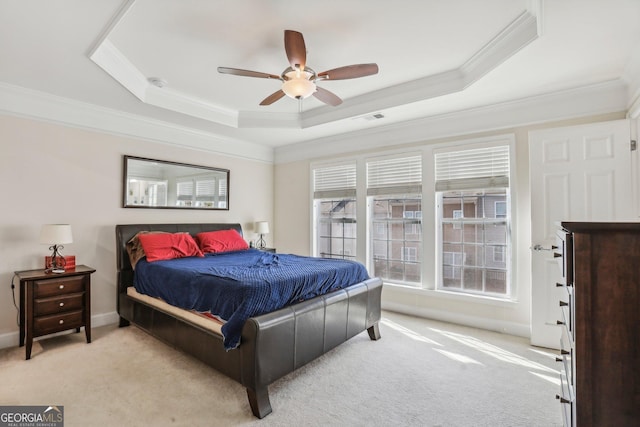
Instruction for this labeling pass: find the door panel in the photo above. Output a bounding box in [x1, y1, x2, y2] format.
[529, 119, 632, 349]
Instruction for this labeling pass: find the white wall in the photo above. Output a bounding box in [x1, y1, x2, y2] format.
[274, 112, 626, 339]
[0, 114, 273, 345]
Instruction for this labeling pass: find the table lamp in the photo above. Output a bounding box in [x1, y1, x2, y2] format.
[40, 224, 73, 273]
[255, 221, 269, 249]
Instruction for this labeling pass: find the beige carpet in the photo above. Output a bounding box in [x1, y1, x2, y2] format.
[0, 311, 562, 427]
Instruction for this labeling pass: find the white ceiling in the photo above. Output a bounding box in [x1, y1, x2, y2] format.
[1, 0, 640, 161]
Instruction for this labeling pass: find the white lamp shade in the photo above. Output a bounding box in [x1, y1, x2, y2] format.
[255, 221, 270, 234]
[40, 224, 73, 245]
[282, 78, 316, 99]
[282, 69, 316, 99]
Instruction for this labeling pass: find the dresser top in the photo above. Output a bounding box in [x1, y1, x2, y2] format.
[561, 221, 640, 233]
[15, 264, 96, 280]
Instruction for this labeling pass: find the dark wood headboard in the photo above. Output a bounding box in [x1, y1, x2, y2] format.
[115, 223, 243, 293]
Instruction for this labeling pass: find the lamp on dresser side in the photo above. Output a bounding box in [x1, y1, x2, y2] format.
[255, 221, 269, 249]
[39, 224, 73, 273]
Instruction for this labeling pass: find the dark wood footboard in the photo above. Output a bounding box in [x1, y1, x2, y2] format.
[115, 223, 382, 418]
[238, 277, 382, 417]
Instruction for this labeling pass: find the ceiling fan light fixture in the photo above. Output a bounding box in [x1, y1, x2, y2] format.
[282, 76, 316, 99]
[218, 30, 377, 106]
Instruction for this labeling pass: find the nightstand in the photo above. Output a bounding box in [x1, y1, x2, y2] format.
[15, 265, 95, 360]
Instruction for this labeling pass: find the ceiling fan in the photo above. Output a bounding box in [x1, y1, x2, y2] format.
[218, 30, 378, 106]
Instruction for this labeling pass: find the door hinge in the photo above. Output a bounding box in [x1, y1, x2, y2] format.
[631, 140, 637, 151]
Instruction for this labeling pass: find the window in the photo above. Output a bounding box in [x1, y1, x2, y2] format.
[367, 154, 422, 286]
[312, 163, 357, 260]
[435, 145, 511, 297]
[176, 176, 226, 208]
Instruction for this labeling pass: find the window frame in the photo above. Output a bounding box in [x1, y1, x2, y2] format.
[366, 152, 423, 287]
[311, 161, 358, 261]
[433, 140, 515, 299]
[313, 197, 358, 260]
[307, 134, 518, 304]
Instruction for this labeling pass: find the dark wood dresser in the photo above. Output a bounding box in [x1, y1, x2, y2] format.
[555, 222, 640, 426]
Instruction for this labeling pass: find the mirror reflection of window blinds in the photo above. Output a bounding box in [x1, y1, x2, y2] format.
[176, 181, 193, 200]
[196, 179, 216, 202]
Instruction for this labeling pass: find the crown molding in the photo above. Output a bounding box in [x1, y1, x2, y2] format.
[0, 82, 273, 163]
[461, 9, 539, 86]
[301, 6, 539, 129]
[274, 79, 628, 164]
[89, 0, 542, 130]
[0, 78, 627, 167]
[90, 39, 238, 127]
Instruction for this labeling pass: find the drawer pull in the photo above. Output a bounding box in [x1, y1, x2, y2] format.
[59, 284, 65, 290]
[559, 301, 568, 307]
[59, 302, 65, 307]
[556, 282, 564, 287]
[533, 244, 558, 251]
[561, 349, 570, 355]
[556, 395, 571, 404]
[553, 252, 562, 258]
[557, 320, 565, 325]
[555, 357, 563, 362]
[59, 319, 64, 325]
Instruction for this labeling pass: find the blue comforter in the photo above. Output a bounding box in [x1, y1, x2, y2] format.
[133, 249, 370, 349]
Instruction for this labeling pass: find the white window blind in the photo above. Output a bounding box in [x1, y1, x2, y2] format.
[196, 179, 216, 202]
[367, 154, 422, 195]
[435, 145, 509, 191]
[219, 179, 227, 197]
[313, 163, 356, 198]
[176, 181, 194, 201]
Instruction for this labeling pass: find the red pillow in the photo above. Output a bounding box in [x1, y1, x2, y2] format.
[196, 229, 248, 254]
[137, 232, 203, 262]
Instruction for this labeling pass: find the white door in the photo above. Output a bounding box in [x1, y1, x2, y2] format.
[529, 119, 633, 349]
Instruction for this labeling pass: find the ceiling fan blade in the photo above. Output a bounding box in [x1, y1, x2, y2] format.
[313, 86, 342, 106]
[217, 67, 280, 80]
[284, 30, 306, 70]
[317, 63, 379, 80]
[259, 90, 286, 106]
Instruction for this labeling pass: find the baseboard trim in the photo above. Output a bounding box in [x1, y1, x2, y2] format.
[382, 300, 530, 339]
[0, 311, 120, 351]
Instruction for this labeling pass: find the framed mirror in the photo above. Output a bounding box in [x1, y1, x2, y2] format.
[123, 155, 229, 210]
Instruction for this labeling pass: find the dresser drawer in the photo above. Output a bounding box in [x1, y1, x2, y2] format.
[557, 368, 574, 427]
[559, 287, 573, 334]
[33, 310, 83, 335]
[34, 276, 85, 297]
[555, 229, 573, 286]
[34, 293, 84, 316]
[560, 328, 574, 386]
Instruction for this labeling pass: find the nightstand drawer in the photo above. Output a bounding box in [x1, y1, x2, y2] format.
[34, 293, 84, 316]
[33, 310, 83, 335]
[34, 276, 85, 297]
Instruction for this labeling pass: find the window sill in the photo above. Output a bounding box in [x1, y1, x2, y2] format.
[383, 282, 518, 307]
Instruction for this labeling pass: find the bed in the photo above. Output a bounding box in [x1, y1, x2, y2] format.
[115, 223, 382, 418]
